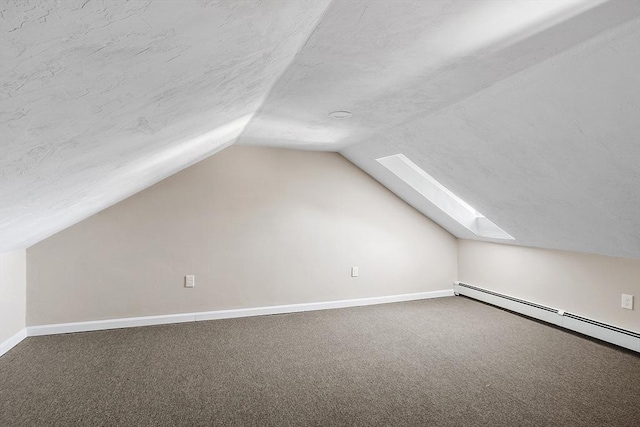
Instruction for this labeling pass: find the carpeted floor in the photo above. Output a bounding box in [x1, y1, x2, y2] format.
[1, 296, 639, 426]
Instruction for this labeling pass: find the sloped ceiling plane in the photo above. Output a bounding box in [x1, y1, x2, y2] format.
[1, 0, 639, 258]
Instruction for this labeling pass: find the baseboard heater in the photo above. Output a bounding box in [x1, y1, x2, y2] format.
[454, 281, 640, 353]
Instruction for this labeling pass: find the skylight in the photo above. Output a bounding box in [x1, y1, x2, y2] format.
[376, 154, 514, 240]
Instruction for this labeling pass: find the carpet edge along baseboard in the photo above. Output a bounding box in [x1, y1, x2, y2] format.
[1, 289, 454, 356]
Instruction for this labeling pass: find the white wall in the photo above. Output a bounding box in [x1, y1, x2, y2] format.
[458, 240, 640, 332]
[0, 249, 26, 343]
[26, 147, 458, 326]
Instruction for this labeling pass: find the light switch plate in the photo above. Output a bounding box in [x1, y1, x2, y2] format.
[351, 266, 358, 277]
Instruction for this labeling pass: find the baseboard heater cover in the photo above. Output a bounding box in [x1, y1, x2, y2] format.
[454, 281, 640, 353]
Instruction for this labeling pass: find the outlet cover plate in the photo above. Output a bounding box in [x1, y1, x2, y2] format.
[185, 275, 195, 288]
[621, 294, 633, 310]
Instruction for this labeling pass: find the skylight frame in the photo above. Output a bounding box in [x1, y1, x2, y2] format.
[376, 154, 514, 240]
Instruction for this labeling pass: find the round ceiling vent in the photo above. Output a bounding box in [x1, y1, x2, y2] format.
[329, 111, 352, 119]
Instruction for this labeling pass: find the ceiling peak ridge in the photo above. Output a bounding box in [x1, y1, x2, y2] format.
[233, 0, 335, 146]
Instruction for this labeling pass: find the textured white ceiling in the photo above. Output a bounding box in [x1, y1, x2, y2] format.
[0, 0, 330, 251]
[343, 17, 640, 258]
[241, 0, 640, 258]
[1, 0, 639, 258]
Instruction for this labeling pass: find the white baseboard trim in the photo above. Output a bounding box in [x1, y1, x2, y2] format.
[0, 328, 28, 357]
[27, 312, 195, 337]
[193, 289, 453, 321]
[26, 289, 454, 338]
[454, 281, 640, 353]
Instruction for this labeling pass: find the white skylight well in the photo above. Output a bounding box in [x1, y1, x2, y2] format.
[376, 154, 514, 240]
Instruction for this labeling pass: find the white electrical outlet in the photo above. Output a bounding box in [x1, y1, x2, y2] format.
[351, 266, 358, 277]
[185, 275, 195, 288]
[621, 294, 633, 310]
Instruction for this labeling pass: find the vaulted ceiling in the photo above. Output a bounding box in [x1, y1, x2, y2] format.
[1, 0, 639, 258]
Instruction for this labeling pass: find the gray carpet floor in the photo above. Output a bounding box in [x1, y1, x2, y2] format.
[1, 296, 639, 426]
